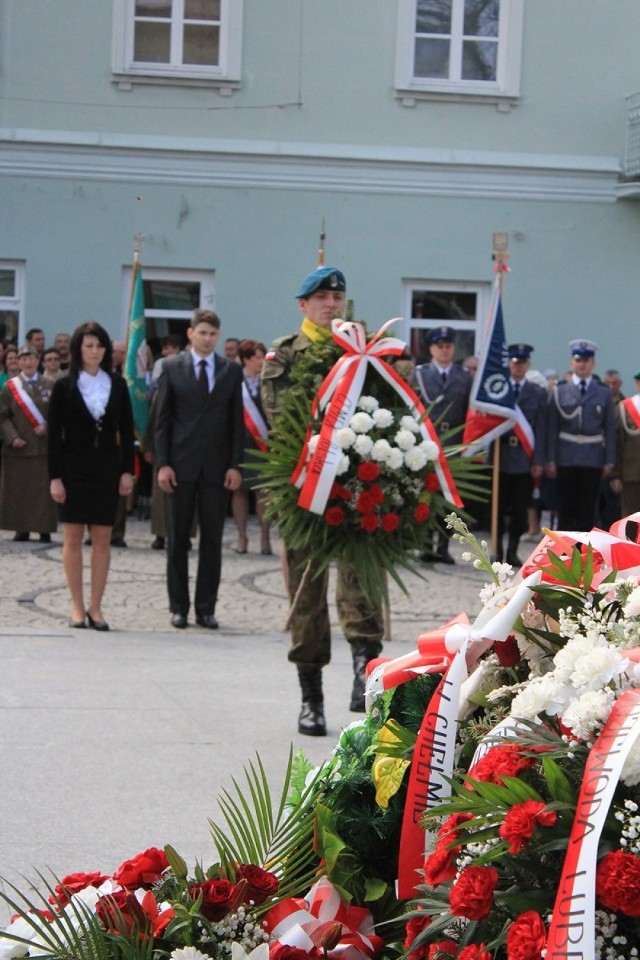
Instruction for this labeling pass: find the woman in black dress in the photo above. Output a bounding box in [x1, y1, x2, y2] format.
[48, 322, 135, 630]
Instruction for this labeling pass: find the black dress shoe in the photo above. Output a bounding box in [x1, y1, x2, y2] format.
[39, 533, 52, 543]
[196, 614, 219, 630]
[171, 613, 188, 629]
[435, 550, 455, 565]
[506, 552, 522, 568]
[110, 538, 127, 548]
[86, 611, 110, 632]
[151, 537, 165, 550]
[13, 532, 29, 542]
[69, 619, 86, 629]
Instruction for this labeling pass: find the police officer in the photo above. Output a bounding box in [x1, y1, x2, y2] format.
[261, 266, 384, 736]
[414, 326, 471, 562]
[494, 344, 546, 566]
[546, 340, 616, 531]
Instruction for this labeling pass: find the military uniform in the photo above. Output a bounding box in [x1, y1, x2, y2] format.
[614, 389, 640, 516]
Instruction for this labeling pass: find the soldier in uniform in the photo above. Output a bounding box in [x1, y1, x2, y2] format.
[261, 266, 384, 737]
[546, 339, 616, 531]
[493, 344, 546, 566]
[414, 326, 471, 563]
[611, 371, 640, 517]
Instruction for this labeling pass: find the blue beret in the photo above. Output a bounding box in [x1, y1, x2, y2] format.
[295, 267, 346, 298]
[508, 343, 534, 360]
[428, 326, 456, 344]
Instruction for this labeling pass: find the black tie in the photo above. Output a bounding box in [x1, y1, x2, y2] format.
[441, 370, 447, 386]
[580, 379, 587, 397]
[513, 382, 520, 401]
[198, 359, 209, 396]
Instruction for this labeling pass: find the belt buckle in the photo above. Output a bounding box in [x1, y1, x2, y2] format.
[509, 435, 518, 447]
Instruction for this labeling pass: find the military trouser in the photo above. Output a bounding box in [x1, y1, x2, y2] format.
[286, 547, 384, 669]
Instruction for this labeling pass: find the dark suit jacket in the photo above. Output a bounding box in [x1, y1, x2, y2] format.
[414, 362, 471, 441]
[154, 352, 244, 484]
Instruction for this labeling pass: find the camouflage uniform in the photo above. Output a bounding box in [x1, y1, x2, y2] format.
[261, 328, 384, 670]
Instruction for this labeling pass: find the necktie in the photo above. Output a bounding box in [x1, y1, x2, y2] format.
[513, 382, 520, 401]
[579, 379, 587, 397]
[198, 359, 209, 395]
[441, 370, 448, 386]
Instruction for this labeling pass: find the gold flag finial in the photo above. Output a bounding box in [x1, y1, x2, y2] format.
[317, 219, 326, 267]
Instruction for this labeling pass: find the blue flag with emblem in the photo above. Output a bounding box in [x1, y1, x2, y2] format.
[124, 257, 150, 441]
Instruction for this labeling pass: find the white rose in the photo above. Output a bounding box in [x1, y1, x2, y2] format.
[335, 454, 350, 476]
[394, 429, 416, 451]
[387, 447, 405, 470]
[371, 439, 392, 462]
[354, 434, 374, 456]
[400, 415, 421, 434]
[335, 427, 356, 449]
[357, 395, 379, 413]
[349, 411, 375, 434]
[404, 446, 428, 471]
[372, 407, 394, 429]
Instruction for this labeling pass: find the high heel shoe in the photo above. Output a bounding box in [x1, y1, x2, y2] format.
[86, 611, 110, 632]
[69, 617, 86, 628]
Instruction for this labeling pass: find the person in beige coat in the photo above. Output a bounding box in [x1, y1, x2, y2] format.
[0, 345, 58, 541]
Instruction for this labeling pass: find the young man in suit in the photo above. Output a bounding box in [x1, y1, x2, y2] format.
[155, 309, 244, 630]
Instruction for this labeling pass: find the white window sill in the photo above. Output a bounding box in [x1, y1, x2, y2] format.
[112, 72, 240, 94]
[395, 86, 519, 112]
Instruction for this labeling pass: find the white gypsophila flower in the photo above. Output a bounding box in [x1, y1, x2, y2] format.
[371, 438, 392, 463]
[621, 737, 640, 787]
[404, 446, 428, 471]
[357, 395, 379, 413]
[419, 439, 440, 461]
[349, 411, 375, 434]
[172, 949, 211, 960]
[387, 447, 405, 470]
[400, 415, 421, 434]
[335, 454, 350, 476]
[561, 688, 615, 740]
[394, 428, 417, 451]
[624, 585, 640, 618]
[335, 427, 356, 450]
[307, 434, 320, 454]
[372, 407, 394, 429]
[354, 434, 374, 456]
[570, 645, 628, 693]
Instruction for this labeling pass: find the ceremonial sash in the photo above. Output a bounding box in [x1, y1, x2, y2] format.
[7, 375, 46, 428]
[242, 382, 268, 452]
[622, 395, 640, 430]
[513, 406, 535, 458]
[294, 319, 462, 514]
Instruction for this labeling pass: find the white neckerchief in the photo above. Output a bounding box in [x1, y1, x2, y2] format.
[78, 368, 111, 419]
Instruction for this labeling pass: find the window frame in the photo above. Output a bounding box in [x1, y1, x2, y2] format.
[120, 266, 216, 349]
[112, 0, 243, 91]
[400, 279, 491, 365]
[395, 0, 523, 106]
[0, 261, 25, 346]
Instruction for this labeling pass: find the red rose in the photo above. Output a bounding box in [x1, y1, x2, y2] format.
[596, 850, 640, 916]
[467, 744, 536, 786]
[423, 845, 457, 887]
[49, 871, 109, 907]
[404, 912, 432, 960]
[427, 942, 456, 960]
[458, 946, 491, 960]
[499, 800, 557, 854]
[506, 911, 546, 960]
[356, 491, 376, 514]
[189, 879, 235, 921]
[270, 945, 318, 960]
[424, 473, 439, 492]
[414, 503, 430, 523]
[382, 512, 401, 532]
[113, 848, 169, 889]
[369, 484, 385, 505]
[96, 890, 135, 934]
[437, 812, 475, 852]
[357, 462, 380, 482]
[449, 866, 498, 920]
[97, 889, 173, 939]
[361, 514, 379, 532]
[325, 506, 346, 527]
[235, 864, 279, 905]
[495, 634, 521, 667]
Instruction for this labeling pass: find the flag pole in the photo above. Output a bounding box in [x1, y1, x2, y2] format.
[124, 233, 144, 359]
[490, 232, 510, 560]
[317, 219, 326, 267]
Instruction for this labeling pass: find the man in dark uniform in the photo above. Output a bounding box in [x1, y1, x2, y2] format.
[546, 339, 616, 531]
[414, 326, 471, 563]
[261, 266, 384, 737]
[494, 344, 546, 567]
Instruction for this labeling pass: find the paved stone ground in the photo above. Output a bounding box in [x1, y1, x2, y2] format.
[0, 515, 491, 922]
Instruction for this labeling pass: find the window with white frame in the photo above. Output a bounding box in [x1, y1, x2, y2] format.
[401, 280, 490, 366]
[0, 262, 25, 346]
[121, 266, 215, 357]
[112, 0, 243, 89]
[395, 0, 523, 103]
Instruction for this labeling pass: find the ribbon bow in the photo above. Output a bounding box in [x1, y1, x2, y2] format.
[294, 318, 462, 515]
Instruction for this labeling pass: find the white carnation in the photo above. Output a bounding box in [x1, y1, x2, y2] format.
[510, 675, 572, 720]
[624, 585, 640, 618]
[400, 415, 421, 434]
[357, 395, 379, 413]
[570, 645, 627, 692]
[372, 407, 394, 429]
[561, 688, 615, 740]
[404, 446, 428, 471]
[553, 634, 600, 682]
[394, 429, 416, 451]
[349, 411, 374, 434]
[354, 434, 374, 456]
[371, 439, 392, 463]
[387, 447, 405, 470]
[418, 439, 440, 461]
[335, 453, 350, 475]
[622, 737, 640, 787]
[335, 427, 356, 449]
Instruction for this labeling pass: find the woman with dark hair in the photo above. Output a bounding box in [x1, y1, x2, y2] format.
[231, 338, 272, 555]
[48, 321, 135, 629]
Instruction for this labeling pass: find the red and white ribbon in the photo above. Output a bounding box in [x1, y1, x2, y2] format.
[263, 877, 383, 960]
[293, 318, 462, 515]
[521, 514, 640, 584]
[7, 375, 46, 428]
[242, 382, 269, 452]
[622, 395, 640, 430]
[547, 689, 640, 960]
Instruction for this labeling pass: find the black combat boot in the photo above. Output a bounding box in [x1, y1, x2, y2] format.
[506, 540, 522, 568]
[349, 645, 380, 712]
[297, 667, 326, 736]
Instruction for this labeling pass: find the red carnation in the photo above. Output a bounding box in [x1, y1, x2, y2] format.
[49, 871, 109, 907]
[506, 911, 546, 960]
[423, 845, 457, 887]
[414, 503, 431, 523]
[437, 812, 475, 852]
[235, 864, 279, 905]
[382, 512, 401, 532]
[361, 514, 379, 533]
[458, 946, 492, 960]
[356, 490, 377, 514]
[499, 800, 557, 854]
[357, 461, 380, 482]
[404, 912, 432, 960]
[369, 483, 385, 504]
[467, 744, 536, 786]
[596, 849, 640, 916]
[113, 848, 169, 889]
[495, 634, 521, 666]
[325, 506, 346, 527]
[449, 866, 498, 920]
[329, 482, 352, 501]
[424, 473, 439, 492]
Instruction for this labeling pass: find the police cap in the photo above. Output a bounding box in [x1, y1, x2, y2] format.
[428, 325, 456, 345]
[569, 339, 598, 358]
[508, 343, 534, 361]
